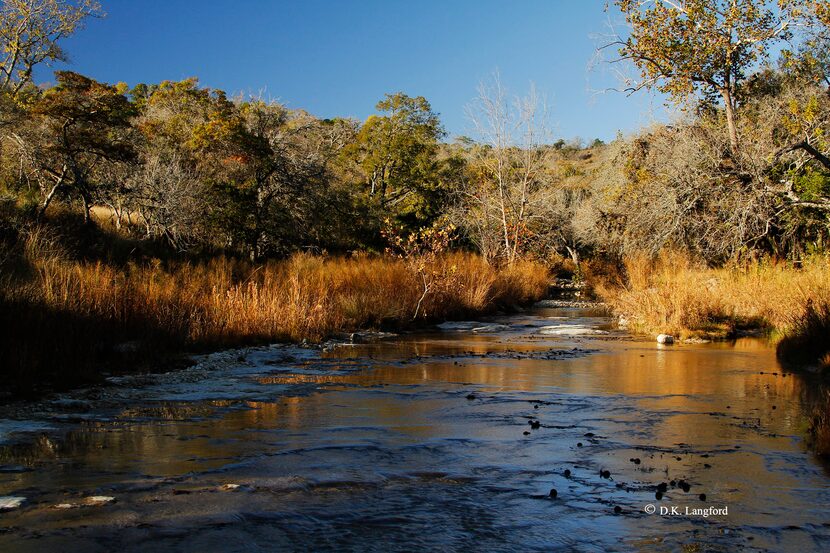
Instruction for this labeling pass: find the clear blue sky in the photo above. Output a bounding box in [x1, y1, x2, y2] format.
[40, 0, 669, 142]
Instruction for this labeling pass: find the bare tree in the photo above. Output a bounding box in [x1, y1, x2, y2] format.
[128, 153, 205, 249]
[460, 75, 554, 263]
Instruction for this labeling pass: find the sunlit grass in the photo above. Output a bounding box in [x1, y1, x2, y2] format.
[595, 251, 830, 349]
[0, 238, 549, 393]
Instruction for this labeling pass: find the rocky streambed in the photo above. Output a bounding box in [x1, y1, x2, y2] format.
[1, 305, 829, 552]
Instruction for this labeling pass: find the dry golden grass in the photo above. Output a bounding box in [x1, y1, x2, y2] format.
[0, 242, 549, 393]
[596, 251, 830, 340]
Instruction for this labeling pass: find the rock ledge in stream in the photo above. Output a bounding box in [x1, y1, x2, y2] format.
[533, 299, 606, 309]
[0, 496, 25, 510]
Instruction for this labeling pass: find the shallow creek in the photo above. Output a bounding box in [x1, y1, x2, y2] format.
[1, 306, 829, 552]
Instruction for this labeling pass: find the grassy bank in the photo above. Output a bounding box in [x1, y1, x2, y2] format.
[594, 251, 830, 368]
[0, 230, 550, 396]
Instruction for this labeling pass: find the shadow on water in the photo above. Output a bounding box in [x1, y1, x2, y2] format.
[1, 307, 830, 552]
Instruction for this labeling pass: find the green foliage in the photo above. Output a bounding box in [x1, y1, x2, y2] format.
[343, 92, 448, 233]
[794, 168, 830, 202]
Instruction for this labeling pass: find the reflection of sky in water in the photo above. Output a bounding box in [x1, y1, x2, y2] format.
[0, 308, 829, 552]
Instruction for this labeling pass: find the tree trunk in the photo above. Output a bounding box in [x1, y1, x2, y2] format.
[80, 190, 92, 224]
[796, 141, 830, 171]
[721, 87, 739, 155]
[38, 181, 62, 221]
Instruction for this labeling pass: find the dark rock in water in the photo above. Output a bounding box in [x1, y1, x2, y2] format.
[679, 481, 691, 492]
[675, 456, 682, 461]
[454, 361, 459, 365]
[577, 442, 583, 448]
[704, 463, 712, 469]
[523, 431, 530, 436]
[530, 421, 541, 430]
[701, 454, 710, 458]
[584, 432, 595, 437]
[614, 506, 622, 514]
[657, 483, 668, 493]
[772, 405, 777, 410]
[669, 480, 676, 487]
[655, 491, 663, 500]
[600, 470, 611, 479]
[0, 466, 32, 474]
[466, 394, 476, 400]
[633, 458, 641, 465]
[534, 405, 539, 409]
[563, 469, 571, 477]
[549, 488, 558, 499]
[699, 493, 707, 501]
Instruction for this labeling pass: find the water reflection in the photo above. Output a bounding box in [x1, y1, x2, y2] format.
[0, 308, 829, 552]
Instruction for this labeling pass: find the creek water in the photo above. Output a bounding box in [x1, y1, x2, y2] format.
[1, 306, 829, 552]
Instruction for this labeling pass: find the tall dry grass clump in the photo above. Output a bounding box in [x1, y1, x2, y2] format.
[776, 300, 830, 370]
[0, 234, 549, 394]
[596, 251, 830, 345]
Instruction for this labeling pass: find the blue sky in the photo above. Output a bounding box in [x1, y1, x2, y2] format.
[40, 0, 670, 142]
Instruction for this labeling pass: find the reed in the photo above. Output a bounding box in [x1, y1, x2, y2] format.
[0, 239, 549, 394]
[596, 251, 830, 348]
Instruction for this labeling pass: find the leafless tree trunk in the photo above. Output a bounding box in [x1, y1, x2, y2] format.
[464, 74, 552, 264]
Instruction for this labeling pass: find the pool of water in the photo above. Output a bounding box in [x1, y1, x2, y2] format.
[1, 307, 829, 552]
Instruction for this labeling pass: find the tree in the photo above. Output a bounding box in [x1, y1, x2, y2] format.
[459, 76, 554, 264]
[0, 0, 101, 97]
[343, 92, 446, 232]
[129, 78, 243, 247]
[610, 0, 797, 154]
[26, 71, 135, 221]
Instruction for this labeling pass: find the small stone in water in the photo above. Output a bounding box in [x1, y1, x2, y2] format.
[530, 421, 541, 430]
[699, 493, 707, 501]
[465, 394, 476, 400]
[600, 470, 611, 479]
[523, 431, 530, 436]
[577, 442, 583, 447]
[563, 469, 571, 477]
[549, 488, 558, 499]
[657, 483, 668, 493]
[633, 458, 641, 465]
[655, 491, 663, 500]
[704, 463, 712, 469]
[679, 481, 691, 493]
[614, 505, 622, 514]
